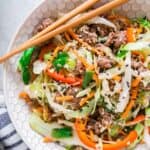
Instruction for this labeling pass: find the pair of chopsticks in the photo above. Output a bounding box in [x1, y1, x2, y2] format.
[0, 0, 128, 63]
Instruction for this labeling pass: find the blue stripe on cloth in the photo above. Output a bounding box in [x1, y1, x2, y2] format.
[0, 130, 16, 141]
[5, 140, 23, 149]
[0, 112, 11, 129]
[0, 106, 28, 150]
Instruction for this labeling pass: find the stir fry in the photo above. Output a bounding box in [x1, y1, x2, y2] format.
[18, 14, 150, 150]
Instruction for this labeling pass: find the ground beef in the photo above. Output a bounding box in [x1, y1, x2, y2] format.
[105, 31, 127, 51]
[33, 18, 54, 35]
[87, 108, 113, 135]
[97, 55, 116, 71]
[77, 25, 98, 45]
[92, 24, 114, 37]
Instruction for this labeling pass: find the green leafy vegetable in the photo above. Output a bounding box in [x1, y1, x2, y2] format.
[116, 50, 128, 59]
[18, 47, 36, 84]
[53, 52, 69, 71]
[22, 69, 31, 85]
[51, 127, 72, 139]
[137, 17, 150, 29]
[116, 45, 128, 59]
[82, 71, 93, 88]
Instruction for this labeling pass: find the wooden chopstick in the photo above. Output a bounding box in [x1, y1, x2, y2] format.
[31, 0, 99, 40]
[0, 0, 128, 64]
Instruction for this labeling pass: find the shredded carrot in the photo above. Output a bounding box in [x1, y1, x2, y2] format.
[19, 91, 30, 103]
[64, 32, 71, 41]
[79, 92, 95, 106]
[93, 74, 100, 86]
[121, 77, 141, 119]
[55, 95, 74, 102]
[71, 49, 94, 70]
[127, 28, 136, 42]
[126, 115, 145, 126]
[132, 51, 145, 62]
[112, 75, 122, 82]
[88, 130, 95, 141]
[68, 29, 102, 56]
[43, 136, 53, 143]
[131, 77, 141, 88]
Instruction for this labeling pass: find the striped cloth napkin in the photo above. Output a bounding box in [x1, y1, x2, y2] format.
[0, 101, 28, 150]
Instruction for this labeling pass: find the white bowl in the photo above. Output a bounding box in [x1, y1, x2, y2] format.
[3, 0, 150, 149]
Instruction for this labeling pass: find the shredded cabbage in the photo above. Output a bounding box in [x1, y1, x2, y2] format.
[76, 83, 96, 98]
[24, 75, 46, 104]
[138, 31, 150, 41]
[124, 41, 150, 51]
[91, 85, 101, 114]
[86, 16, 117, 30]
[33, 60, 47, 74]
[101, 80, 114, 110]
[116, 52, 132, 113]
[98, 66, 125, 80]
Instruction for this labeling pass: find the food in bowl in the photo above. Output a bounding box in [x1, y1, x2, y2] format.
[18, 13, 150, 150]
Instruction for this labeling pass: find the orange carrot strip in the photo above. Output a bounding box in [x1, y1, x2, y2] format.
[121, 77, 141, 119]
[113, 75, 122, 82]
[19, 91, 30, 103]
[79, 92, 95, 106]
[126, 28, 136, 42]
[126, 115, 145, 126]
[56, 95, 74, 102]
[46, 69, 82, 86]
[132, 77, 141, 88]
[43, 136, 53, 143]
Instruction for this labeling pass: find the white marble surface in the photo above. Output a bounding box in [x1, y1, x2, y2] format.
[0, 0, 41, 94]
